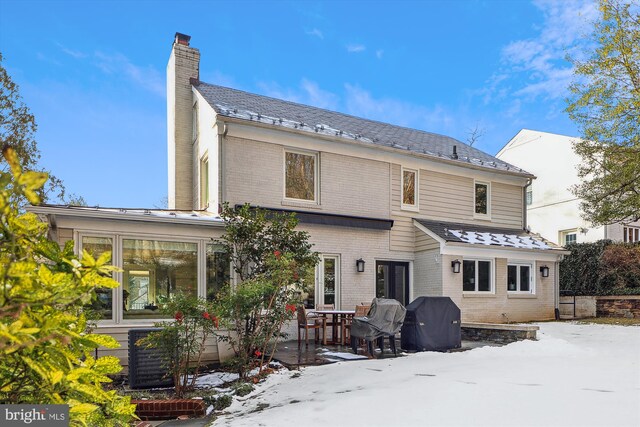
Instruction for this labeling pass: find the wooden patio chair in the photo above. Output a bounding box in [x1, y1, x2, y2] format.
[297, 306, 324, 348]
[342, 304, 371, 345]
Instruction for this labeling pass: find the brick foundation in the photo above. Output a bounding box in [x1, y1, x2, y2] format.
[132, 399, 206, 420]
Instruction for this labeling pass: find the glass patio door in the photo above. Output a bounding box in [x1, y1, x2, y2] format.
[316, 255, 340, 309]
[376, 261, 410, 305]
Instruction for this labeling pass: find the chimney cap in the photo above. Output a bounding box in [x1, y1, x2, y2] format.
[175, 32, 191, 46]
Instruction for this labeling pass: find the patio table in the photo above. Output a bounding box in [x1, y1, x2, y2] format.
[314, 309, 356, 345]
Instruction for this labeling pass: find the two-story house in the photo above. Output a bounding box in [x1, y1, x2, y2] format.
[496, 129, 640, 246]
[29, 34, 567, 367]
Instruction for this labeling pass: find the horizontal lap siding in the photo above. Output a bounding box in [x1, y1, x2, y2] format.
[415, 228, 439, 251]
[492, 182, 523, 228]
[421, 170, 474, 222]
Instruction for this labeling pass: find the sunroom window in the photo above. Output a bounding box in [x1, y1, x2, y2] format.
[122, 239, 198, 319]
[81, 236, 113, 320]
[206, 244, 231, 301]
[463, 259, 492, 292]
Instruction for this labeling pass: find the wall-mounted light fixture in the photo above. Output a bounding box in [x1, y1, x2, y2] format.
[356, 258, 365, 273]
[451, 259, 461, 274]
[540, 265, 550, 277]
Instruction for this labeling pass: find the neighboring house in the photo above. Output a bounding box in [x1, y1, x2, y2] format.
[29, 34, 567, 367]
[496, 129, 640, 246]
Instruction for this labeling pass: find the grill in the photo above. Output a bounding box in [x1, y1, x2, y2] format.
[128, 328, 174, 389]
[401, 297, 461, 351]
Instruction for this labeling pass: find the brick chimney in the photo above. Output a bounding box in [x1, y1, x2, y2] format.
[167, 32, 199, 210]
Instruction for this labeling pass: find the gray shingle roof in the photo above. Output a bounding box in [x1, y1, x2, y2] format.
[193, 82, 533, 177]
[415, 218, 565, 251]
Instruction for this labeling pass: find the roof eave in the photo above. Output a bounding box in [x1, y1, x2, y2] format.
[215, 115, 535, 180]
[444, 240, 570, 255]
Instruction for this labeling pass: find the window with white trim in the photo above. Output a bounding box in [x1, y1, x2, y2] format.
[560, 229, 577, 245]
[623, 226, 640, 243]
[284, 150, 318, 202]
[462, 259, 493, 292]
[474, 181, 490, 218]
[402, 167, 418, 210]
[507, 263, 534, 293]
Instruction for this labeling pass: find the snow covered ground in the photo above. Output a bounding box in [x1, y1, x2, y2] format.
[212, 322, 640, 427]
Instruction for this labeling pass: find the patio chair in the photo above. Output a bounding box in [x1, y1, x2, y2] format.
[342, 304, 371, 345]
[350, 298, 406, 358]
[297, 306, 325, 348]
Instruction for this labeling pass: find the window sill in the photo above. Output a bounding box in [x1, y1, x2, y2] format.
[507, 293, 537, 299]
[401, 205, 419, 212]
[473, 214, 492, 221]
[281, 199, 321, 209]
[463, 292, 496, 298]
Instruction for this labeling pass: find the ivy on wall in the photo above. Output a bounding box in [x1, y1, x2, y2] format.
[560, 240, 640, 295]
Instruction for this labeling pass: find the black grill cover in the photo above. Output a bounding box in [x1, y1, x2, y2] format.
[350, 298, 407, 340]
[401, 297, 461, 351]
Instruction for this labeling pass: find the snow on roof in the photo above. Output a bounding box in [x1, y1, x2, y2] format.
[29, 204, 224, 225]
[447, 230, 553, 250]
[193, 82, 534, 178]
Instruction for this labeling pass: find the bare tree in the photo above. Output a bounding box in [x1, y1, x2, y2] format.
[466, 123, 485, 147]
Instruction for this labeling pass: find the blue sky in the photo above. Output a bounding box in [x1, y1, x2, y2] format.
[0, 0, 598, 207]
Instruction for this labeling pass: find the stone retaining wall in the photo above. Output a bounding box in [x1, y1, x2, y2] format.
[596, 296, 640, 319]
[461, 323, 538, 343]
[559, 295, 640, 319]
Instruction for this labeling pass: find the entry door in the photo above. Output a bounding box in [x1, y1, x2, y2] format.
[376, 261, 410, 305]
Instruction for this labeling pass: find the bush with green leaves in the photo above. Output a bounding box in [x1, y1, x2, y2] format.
[560, 240, 640, 295]
[136, 294, 219, 398]
[0, 146, 136, 426]
[215, 203, 318, 379]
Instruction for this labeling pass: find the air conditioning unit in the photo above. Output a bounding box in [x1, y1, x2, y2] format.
[128, 328, 174, 389]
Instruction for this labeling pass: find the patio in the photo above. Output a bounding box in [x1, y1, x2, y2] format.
[272, 338, 499, 368]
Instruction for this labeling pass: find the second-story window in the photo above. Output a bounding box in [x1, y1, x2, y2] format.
[402, 168, 418, 209]
[475, 181, 490, 218]
[285, 150, 317, 202]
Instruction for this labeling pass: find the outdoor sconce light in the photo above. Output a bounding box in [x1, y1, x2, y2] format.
[540, 265, 550, 277]
[356, 258, 365, 273]
[451, 259, 461, 274]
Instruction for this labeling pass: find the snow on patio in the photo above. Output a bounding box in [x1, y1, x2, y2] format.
[213, 322, 640, 427]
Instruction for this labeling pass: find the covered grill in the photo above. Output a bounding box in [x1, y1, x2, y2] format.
[401, 297, 461, 351]
[350, 298, 406, 355]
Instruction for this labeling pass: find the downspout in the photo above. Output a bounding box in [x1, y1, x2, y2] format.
[523, 178, 532, 230]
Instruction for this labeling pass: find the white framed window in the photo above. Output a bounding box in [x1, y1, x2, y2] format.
[623, 226, 640, 243]
[77, 233, 231, 324]
[507, 262, 535, 294]
[79, 234, 116, 322]
[284, 149, 319, 203]
[560, 229, 578, 246]
[316, 254, 340, 309]
[401, 167, 419, 211]
[462, 258, 493, 293]
[200, 155, 209, 209]
[474, 180, 491, 219]
[525, 188, 532, 206]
